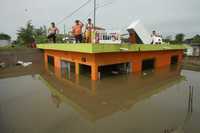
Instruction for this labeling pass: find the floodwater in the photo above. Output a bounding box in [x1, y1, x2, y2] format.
[0, 63, 200, 133]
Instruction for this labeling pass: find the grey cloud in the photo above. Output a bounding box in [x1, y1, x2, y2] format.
[0, 0, 199, 39]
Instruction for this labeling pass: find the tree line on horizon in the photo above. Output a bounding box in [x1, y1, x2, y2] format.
[163, 34, 200, 44]
[1, 21, 200, 46]
[0, 21, 65, 47]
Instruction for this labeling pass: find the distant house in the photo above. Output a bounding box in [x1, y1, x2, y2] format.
[0, 40, 11, 47]
[184, 38, 193, 44]
[184, 39, 200, 56]
[188, 43, 200, 56]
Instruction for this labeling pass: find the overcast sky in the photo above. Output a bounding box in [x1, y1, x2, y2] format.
[0, 0, 200, 39]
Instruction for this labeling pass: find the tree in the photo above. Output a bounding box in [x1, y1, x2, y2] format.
[35, 26, 47, 36]
[56, 34, 65, 43]
[175, 33, 185, 44]
[34, 26, 48, 43]
[192, 34, 200, 43]
[16, 21, 65, 46]
[163, 35, 173, 43]
[16, 20, 35, 46]
[0, 33, 11, 40]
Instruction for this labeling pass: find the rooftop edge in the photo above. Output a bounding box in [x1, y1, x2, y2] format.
[36, 43, 190, 53]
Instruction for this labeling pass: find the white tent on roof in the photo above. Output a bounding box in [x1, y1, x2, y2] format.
[127, 20, 152, 44]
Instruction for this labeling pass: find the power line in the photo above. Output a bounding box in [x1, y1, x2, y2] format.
[85, 0, 116, 20]
[94, 0, 96, 28]
[57, 0, 92, 25]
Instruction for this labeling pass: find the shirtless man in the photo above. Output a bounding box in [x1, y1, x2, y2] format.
[48, 22, 59, 43]
[72, 20, 84, 43]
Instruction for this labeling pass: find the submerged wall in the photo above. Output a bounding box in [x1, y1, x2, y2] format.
[44, 49, 184, 80]
[0, 48, 43, 65]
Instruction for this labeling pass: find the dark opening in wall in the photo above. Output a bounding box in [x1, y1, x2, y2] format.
[47, 56, 54, 66]
[61, 60, 75, 80]
[99, 62, 130, 78]
[80, 64, 91, 77]
[171, 55, 178, 65]
[142, 58, 155, 71]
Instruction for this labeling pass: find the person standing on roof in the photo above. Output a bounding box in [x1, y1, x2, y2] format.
[151, 30, 163, 44]
[151, 30, 157, 44]
[85, 18, 94, 43]
[47, 22, 59, 43]
[72, 20, 84, 43]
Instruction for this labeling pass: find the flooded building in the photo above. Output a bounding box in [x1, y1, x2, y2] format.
[37, 44, 187, 80]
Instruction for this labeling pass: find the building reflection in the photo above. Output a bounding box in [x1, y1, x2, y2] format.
[164, 84, 194, 133]
[40, 62, 184, 121]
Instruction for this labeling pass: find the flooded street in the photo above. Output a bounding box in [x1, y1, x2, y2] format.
[0, 63, 200, 133]
[0, 0, 199, 132]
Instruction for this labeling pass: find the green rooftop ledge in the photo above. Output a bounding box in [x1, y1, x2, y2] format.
[36, 43, 190, 53]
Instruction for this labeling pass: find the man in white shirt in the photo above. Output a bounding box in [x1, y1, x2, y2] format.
[151, 31, 163, 44]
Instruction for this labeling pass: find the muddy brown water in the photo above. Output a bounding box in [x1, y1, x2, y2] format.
[0, 49, 43, 67]
[0, 52, 200, 133]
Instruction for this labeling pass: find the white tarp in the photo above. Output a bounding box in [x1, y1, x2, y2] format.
[127, 20, 152, 44]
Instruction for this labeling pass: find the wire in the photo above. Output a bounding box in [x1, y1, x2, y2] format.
[57, 0, 92, 25]
[85, 0, 116, 20]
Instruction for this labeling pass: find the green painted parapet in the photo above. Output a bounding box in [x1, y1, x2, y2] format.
[37, 43, 93, 53]
[37, 43, 189, 53]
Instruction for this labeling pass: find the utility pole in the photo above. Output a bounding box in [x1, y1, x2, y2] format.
[64, 24, 66, 35]
[94, 0, 96, 28]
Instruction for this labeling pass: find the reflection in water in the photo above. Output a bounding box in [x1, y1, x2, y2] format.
[164, 85, 194, 133]
[41, 64, 184, 121]
[51, 93, 62, 108]
[1, 62, 200, 133]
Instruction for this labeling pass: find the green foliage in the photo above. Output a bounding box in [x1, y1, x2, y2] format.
[16, 21, 49, 46]
[163, 35, 173, 43]
[16, 20, 68, 46]
[35, 26, 47, 36]
[192, 34, 200, 43]
[0, 33, 11, 40]
[56, 34, 65, 43]
[164, 34, 200, 44]
[175, 33, 185, 44]
[35, 35, 48, 43]
[34, 26, 48, 44]
[16, 20, 35, 46]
